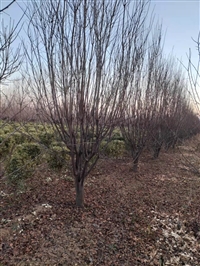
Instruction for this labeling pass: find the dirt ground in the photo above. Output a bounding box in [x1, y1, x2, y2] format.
[0, 136, 200, 265]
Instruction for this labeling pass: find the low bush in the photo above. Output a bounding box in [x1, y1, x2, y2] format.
[101, 140, 125, 158]
[47, 143, 70, 170]
[6, 156, 33, 184]
[16, 142, 41, 160]
[0, 134, 15, 158]
[38, 131, 55, 147]
[5, 143, 41, 185]
[112, 131, 125, 141]
[12, 132, 24, 144]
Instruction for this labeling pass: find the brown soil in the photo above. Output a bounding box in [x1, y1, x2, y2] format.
[0, 137, 200, 265]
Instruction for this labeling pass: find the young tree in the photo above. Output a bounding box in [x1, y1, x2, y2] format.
[24, 0, 152, 207]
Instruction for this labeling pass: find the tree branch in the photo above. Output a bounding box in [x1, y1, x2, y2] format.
[0, 0, 16, 13]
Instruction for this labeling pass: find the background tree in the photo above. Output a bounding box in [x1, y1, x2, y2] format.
[148, 57, 187, 158]
[0, 0, 24, 179]
[187, 33, 200, 114]
[23, 0, 153, 207]
[0, 78, 33, 121]
[120, 26, 164, 170]
[181, 34, 200, 141]
[0, 0, 23, 120]
[0, 3, 22, 84]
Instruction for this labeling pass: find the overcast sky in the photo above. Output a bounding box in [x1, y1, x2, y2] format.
[0, 0, 199, 75]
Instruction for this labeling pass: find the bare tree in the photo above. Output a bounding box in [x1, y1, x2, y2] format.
[149, 58, 183, 157]
[187, 33, 200, 113]
[162, 70, 189, 150]
[179, 35, 200, 141]
[23, 0, 152, 207]
[0, 10, 22, 84]
[120, 22, 194, 166]
[120, 26, 163, 169]
[0, 0, 23, 120]
[0, 78, 33, 122]
[0, 0, 23, 178]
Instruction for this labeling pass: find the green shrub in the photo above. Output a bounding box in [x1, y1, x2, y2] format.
[0, 128, 4, 135]
[101, 140, 125, 158]
[5, 143, 41, 185]
[16, 142, 41, 160]
[6, 156, 33, 184]
[12, 132, 28, 144]
[0, 131, 36, 158]
[47, 144, 70, 170]
[3, 125, 13, 134]
[0, 134, 15, 158]
[112, 131, 125, 141]
[39, 131, 55, 147]
[0, 134, 7, 156]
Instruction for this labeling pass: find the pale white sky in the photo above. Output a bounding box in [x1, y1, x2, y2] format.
[0, 0, 200, 77]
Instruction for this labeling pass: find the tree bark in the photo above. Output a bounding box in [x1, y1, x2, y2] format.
[153, 146, 161, 159]
[75, 179, 84, 208]
[132, 150, 140, 172]
[133, 156, 139, 172]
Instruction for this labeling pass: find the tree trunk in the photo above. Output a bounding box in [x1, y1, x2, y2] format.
[75, 179, 84, 207]
[153, 146, 161, 159]
[133, 163, 138, 172]
[133, 156, 139, 172]
[132, 150, 140, 172]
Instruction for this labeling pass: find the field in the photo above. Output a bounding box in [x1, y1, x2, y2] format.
[0, 132, 200, 265]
